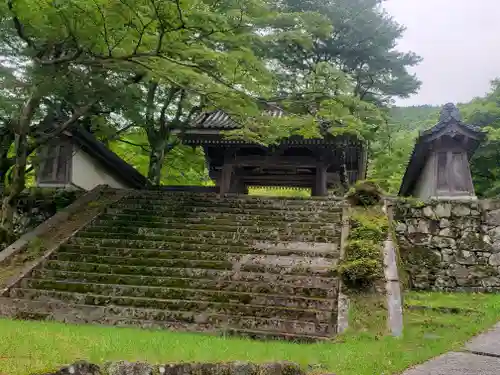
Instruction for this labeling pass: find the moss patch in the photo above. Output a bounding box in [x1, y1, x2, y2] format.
[338, 207, 387, 290]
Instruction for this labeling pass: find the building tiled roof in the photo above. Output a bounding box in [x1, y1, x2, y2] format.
[191, 110, 239, 129]
[190, 105, 284, 130]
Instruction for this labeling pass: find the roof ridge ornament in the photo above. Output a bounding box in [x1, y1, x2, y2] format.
[439, 103, 462, 123]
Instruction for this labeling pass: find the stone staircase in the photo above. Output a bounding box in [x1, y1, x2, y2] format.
[0, 191, 345, 341]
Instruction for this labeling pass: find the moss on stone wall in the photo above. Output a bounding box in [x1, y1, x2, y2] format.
[339, 182, 387, 290]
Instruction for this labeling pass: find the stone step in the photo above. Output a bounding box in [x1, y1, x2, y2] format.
[31, 269, 337, 298]
[9, 288, 334, 322]
[21, 279, 335, 310]
[98, 213, 342, 227]
[0, 298, 332, 339]
[107, 206, 342, 220]
[93, 217, 339, 232]
[49, 253, 335, 276]
[222, 327, 331, 343]
[57, 245, 341, 263]
[87, 222, 340, 237]
[71, 233, 340, 250]
[123, 191, 342, 204]
[59, 242, 341, 259]
[76, 227, 340, 244]
[114, 196, 344, 211]
[43, 261, 337, 289]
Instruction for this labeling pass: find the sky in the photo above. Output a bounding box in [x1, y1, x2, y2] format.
[383, 0, 500, 106]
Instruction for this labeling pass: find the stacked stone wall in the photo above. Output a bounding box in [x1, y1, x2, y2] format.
[394, 199, 500, 291]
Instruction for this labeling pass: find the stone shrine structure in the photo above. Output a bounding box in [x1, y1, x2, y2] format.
[399, 103, 485, 200]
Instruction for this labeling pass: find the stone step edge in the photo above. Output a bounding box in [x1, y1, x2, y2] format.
[69, 237, 341, 249]
[57, 245, 341, 259]
[117, 196, 344, 205]
[0, 297, 331, 330]
[75, 230, 340, 241]
[93, 219, 339, 230]
[22, 278, 335, 304]
[32, 270, 337, 292]
[124, 191, 343, 201]
[99, 212, 341, 222]
[42, 261, 338, 284]
[223, 327, 332, 342]
[48, 255, 334, 276]
[102, 211, 342, 221]
[9, 288, 334, 315]
[0, 299, 331, 341]
[85, 224, 340, 235]
[108, 206, 343, 216]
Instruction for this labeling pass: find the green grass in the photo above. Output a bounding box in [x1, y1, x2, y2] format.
[1, 292, 500, 375]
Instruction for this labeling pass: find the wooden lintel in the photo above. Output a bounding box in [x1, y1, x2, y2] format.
[233, 156, 320, 168]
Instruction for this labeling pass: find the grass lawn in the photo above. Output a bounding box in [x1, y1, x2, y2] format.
[1, 292, 499, 375]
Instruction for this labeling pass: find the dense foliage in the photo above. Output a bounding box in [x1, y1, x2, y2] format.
[0, 0, 434, 235]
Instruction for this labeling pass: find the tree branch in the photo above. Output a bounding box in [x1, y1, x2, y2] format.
[117, 138, 151, 153]
[159, 86, 180, 129]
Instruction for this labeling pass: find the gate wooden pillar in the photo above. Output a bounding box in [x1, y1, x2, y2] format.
[312, 163, 328, 197]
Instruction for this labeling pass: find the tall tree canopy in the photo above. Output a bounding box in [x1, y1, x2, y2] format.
[0, 0, 427, 236]
[263, 0, 422, 105]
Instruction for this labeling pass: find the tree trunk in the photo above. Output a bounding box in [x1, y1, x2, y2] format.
[147, 142, 167, 186]
[1, 134, 28, 238]
[1, 92, 41, 238]
[0, 128, 15, 195]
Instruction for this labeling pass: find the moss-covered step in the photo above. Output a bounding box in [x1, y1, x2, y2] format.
[107, 206, 342, 220]
[31, 270, 338, 298]
[0, 297, 332, 339]
[76, 227, 341, 244]
[93, 218, 340, 233]
[8, 288, 335, 322]
[58, 246, 237, 262]
[21, 279, 336, 311]
[51, 253, 234, 270]
[97, 213, 342, 228]
[221, 327, 329, 343]
[122, 191, 342, 203]
[105, 208, 343, 222]
[114, 197, 344, 211]
[42, 261, 338, 289]
[59, 242, 341, 260]
[48, 253, 336, 276]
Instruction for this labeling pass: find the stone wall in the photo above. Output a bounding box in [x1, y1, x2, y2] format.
[393, 199, 500, 291]
[35, 360, 304, 375]
[1, 188, 82, 248]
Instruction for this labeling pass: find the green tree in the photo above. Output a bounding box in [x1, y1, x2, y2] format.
[462, 79, 500, 197]
[263, 0, 422, 105]
[0, 0, 280, 233]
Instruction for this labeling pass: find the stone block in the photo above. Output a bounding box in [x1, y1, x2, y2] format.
[105, 361, 153, 375]
[489, 253, 500, 266]
[452, 205, 471, 217]
[34, 361, 101, 375]
[456, 250, 477, 265]
[434, 203, 451, 218]
[485, 208, 500, 226]
[439, 218, 451, 229]
[438, 228, 452, 237]
[430, 236, 456, 249]
[423, 206, 435, 218]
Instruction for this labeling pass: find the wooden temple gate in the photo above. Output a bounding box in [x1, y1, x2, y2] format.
[181, 110, 368, 195]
